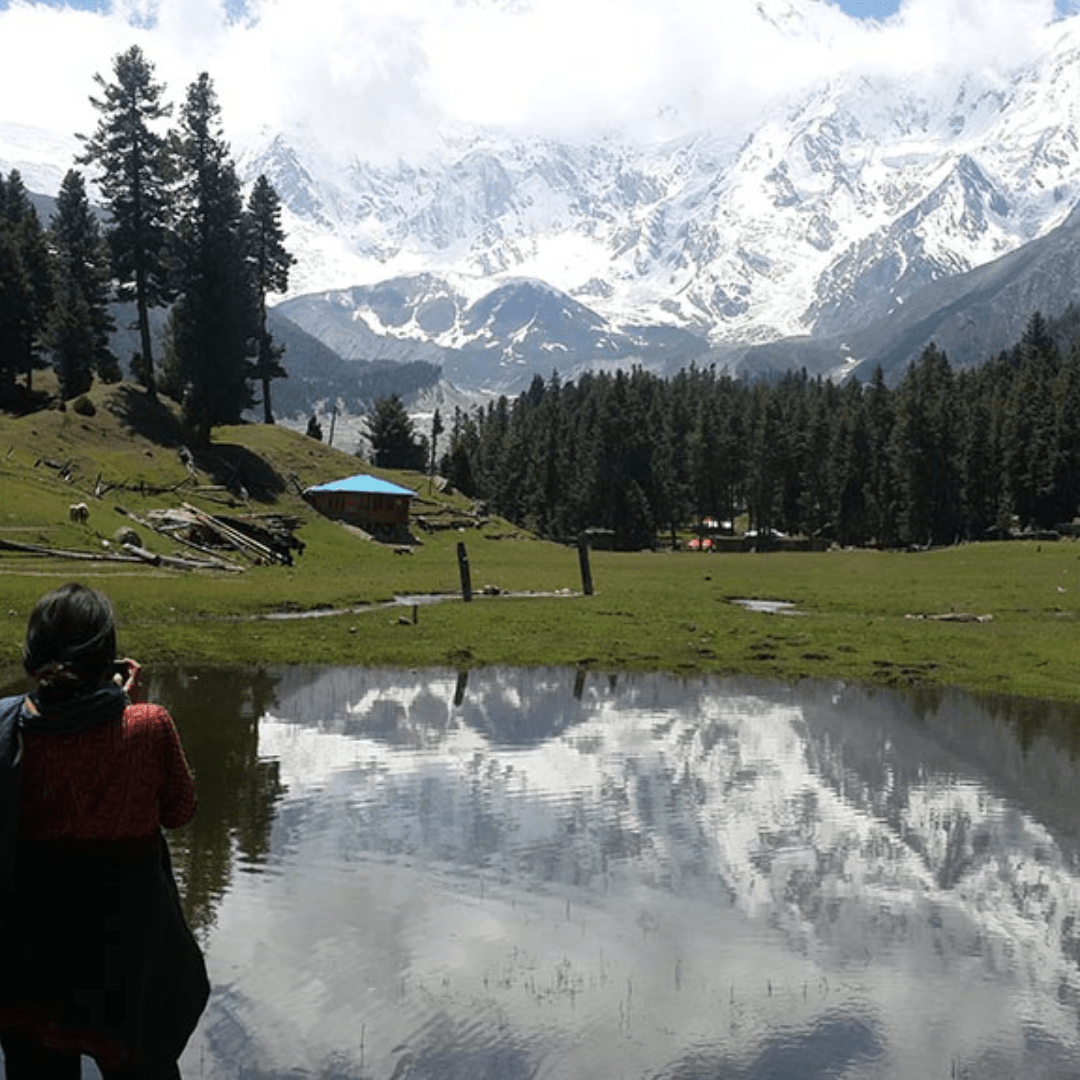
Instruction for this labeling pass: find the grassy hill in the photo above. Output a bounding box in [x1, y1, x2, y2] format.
[0, 377, 583, 676]
[3, 376, 1080, 709]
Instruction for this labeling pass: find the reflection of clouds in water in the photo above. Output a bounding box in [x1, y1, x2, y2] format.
[181, 669, 1080, 1078]
[264, 671, 1080, 975]
[263, 670, 1080, 997]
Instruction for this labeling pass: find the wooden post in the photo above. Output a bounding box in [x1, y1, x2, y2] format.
[577, 534, 594, 596]
[457, 541, 473, 602]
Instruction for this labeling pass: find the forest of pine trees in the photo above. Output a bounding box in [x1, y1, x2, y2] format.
[0, 46, 292, 445]
[437, 312, 1080, 550]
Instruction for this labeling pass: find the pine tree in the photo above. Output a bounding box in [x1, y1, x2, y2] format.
[709, 373, 748, 534]
[78, 46, 173, 400]
[442, 407, 479, 497]
[0, 171, 52, 399]
[999, 315, 1062, 529]
[801, 379, 836, 539]
[524, 374, 576, 537]
[829, 377, 872, 546]
[0, 175, 31, 403]
[890, 344, 960, 546]
[746, 383, 781, 537]
[955, 371, 999, 540]
[1018, 313, 1061, 527]
[0, 225, 28, 406]
[650, 375, 692, 548]
[169, 73, 256, 446]
[244, 175, 294, 424]
[365, 394, 426, 470]
[1051, 339, 1080, 527]
[44, 169, 119, 399]
[587, 370, 655, 549]
[864, 365, 897, 547]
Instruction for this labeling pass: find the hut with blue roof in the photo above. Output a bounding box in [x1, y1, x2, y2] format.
[303, 474, 417, 543]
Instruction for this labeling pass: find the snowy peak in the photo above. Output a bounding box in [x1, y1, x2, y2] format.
[804, 151, 1017, 335]
[463, 280, 608, 346]
[256, 13, 1080, 386]
[345, 274, 469, 340]
[251, 135, 329, 227]
[276, 274, 713, 393]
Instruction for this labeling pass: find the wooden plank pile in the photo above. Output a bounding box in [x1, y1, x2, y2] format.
[0, 493, 305, 570]
[131, 504, 302, 566]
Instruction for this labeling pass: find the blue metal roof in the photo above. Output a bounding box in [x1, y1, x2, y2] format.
[305, 474, 416, 497]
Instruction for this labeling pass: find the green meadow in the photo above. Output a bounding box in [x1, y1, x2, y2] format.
[1, 380, 1077, 705]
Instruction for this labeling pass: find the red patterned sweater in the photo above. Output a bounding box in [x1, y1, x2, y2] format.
[17, 703, 196, 842]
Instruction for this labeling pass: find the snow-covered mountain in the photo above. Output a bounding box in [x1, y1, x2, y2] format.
[275, 275, 712, 392]
[7, 5, 1080, 392]
[0, 122, 80, 198]
[244, 13, 1080, 340]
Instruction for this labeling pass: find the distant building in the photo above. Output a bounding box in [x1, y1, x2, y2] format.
[303, 474, 416, 543]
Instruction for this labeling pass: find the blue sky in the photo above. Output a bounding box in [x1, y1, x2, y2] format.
[0, 0, 1074, 163]
[833, 0, 903, 16]
[835, 0, 1072, 14]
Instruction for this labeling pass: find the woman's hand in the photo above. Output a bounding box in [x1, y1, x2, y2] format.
[113, 657, 142, 701]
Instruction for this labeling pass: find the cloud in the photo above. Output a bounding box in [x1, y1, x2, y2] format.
[867, 0, 1060, 72]
[0, 0, 1068, 169]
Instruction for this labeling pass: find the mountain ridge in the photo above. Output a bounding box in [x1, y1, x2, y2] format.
[6, 3, 1080, 393]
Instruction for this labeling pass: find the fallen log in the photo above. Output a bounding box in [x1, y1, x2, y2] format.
[121, 542, 161, 566]
[0, 537, 142, 563]
[120, 542, 237, 572]
[0, 533, 242, 572]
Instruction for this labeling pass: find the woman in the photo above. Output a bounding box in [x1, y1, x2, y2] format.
[0, 583, 208, 1079]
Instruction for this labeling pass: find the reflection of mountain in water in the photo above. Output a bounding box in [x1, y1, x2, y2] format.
[256, 668, 1080, 1027]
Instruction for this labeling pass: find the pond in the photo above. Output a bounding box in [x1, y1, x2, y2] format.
[16, 667, 1080, 1079]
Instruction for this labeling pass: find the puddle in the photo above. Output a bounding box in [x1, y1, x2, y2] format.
[250, 590, 578, 621]
[732, 598, 799, 614]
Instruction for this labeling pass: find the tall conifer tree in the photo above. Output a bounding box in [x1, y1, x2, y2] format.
[244, 175, 294, 424]
[890, 343, 960, 546]
[0, 218, 28, 404]
[365, 393, 427, 470]
[0, 171, 52, 398]
[169, 73, 255, 445]
[44, 169, 119, 399]
[79, 46, 172, 400]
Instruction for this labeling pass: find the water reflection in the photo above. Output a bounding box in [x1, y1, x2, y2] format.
[149, 667, 287, 938]
[34, 667, 1080, 1078]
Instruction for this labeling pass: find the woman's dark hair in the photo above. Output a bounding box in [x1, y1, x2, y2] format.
[23, 583, 117, 700]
